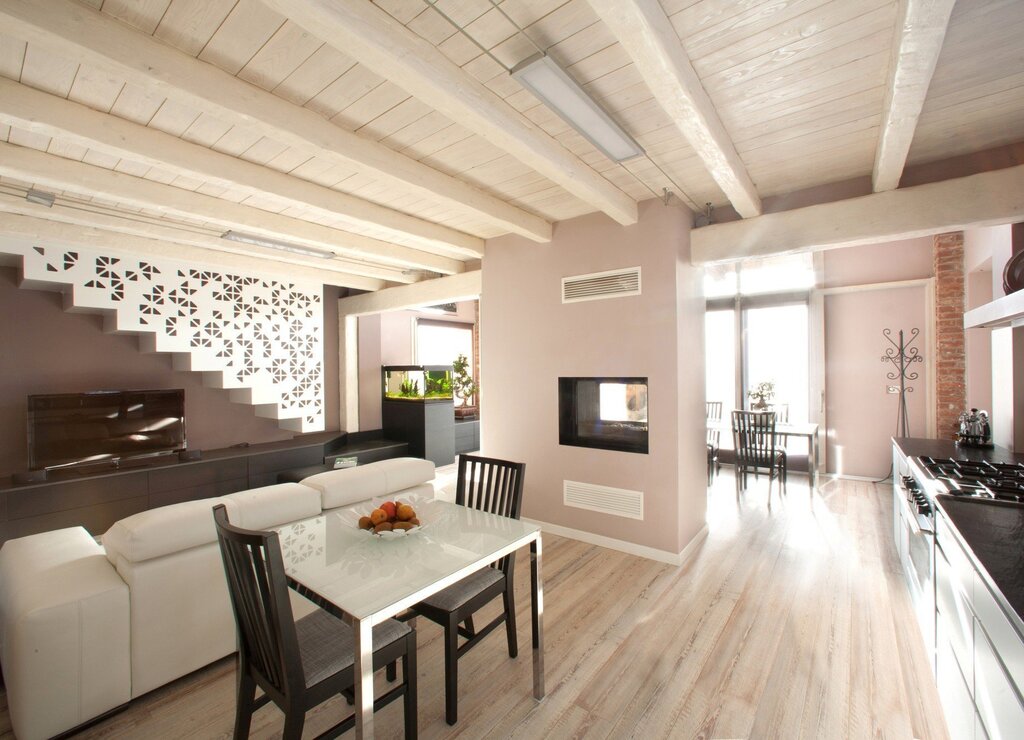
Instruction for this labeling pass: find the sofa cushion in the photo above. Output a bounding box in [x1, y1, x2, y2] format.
[302, 457, 435, 510]
[0, 528, 130, 740]
[221, 483, 321, 531]
[379, 457, 437, 494]
[103, 498, 226, 565]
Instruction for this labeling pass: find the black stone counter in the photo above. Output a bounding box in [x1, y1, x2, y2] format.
[937, 495, 1024, 634]
[893, 436, 1024, 466]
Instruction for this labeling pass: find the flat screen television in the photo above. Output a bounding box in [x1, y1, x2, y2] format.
[27, 389, 186, 471]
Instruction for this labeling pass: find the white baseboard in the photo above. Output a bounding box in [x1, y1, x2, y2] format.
[826, 473, 887, 482]
[522, 518, 709, 566]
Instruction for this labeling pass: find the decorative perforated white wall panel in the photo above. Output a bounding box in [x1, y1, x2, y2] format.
[5, 243, 324, 432]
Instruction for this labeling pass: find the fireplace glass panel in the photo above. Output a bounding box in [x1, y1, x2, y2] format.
[559, 377, 648, 454]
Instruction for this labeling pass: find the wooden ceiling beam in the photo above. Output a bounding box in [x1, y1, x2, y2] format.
[692, 164, 1024, 263]
[0, 77, 483, 259]
[0, 141, 461, 277]
[265, 0, 638, 226]
[0, 0, 552, 242]
[0, 208, 386, 291]
[873, 0, 957, 192]
[338, 271, 481, 317]
[587, 0, 762, 218]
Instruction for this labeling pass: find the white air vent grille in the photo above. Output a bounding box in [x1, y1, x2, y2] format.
[563, 480, 643, 520]
[561, 267, 641, 304]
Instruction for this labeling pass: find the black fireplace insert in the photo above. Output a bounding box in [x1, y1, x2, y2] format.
[558, 377, 648, 454]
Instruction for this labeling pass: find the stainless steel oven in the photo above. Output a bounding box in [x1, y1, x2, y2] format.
[896, 468, 936, 665]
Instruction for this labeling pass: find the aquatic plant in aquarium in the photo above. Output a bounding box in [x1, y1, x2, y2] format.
[382, 365, 453, 401]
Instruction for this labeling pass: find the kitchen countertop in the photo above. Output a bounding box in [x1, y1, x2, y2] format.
[936, 495, 1024, 631]
[894, 437, 1024, 635]
[893, 436, 1024, 466]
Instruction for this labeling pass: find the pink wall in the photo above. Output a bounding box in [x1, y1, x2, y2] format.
[357, 313, 383, 431]
[0, 267, 340, 476]
[963, 224, 1011, 297]
[825, 287, 930, 477]
[822, 237, 933, 288]
[822, 238, 932, 477]
[966, 270, 993, 413]
[481, 200, 705, 557]
[963, 225, 1016, 449]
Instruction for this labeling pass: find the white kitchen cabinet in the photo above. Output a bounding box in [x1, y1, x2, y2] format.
[937, 613, 977, 739]
[974, 619, 1024, 740]
[936, 519, 976, 690]
[934, 508, 1024, 740]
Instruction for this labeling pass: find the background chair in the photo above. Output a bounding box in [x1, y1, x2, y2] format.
[731, 411, 787, 501]
[405, 454, 525, 725]
[767, 402, 790, 423]
[706, 401, 723, 483]
[213, 504, 417, 739]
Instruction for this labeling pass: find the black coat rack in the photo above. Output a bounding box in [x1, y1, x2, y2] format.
[881, 327, 924, 438]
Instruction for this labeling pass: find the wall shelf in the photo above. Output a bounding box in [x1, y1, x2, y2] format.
[964, 290, 1024, 329]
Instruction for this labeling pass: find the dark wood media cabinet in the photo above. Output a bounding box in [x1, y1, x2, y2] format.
[0, 432, 368, 546]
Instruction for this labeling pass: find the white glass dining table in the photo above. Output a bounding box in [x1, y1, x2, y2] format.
[274, 494, 545, 738]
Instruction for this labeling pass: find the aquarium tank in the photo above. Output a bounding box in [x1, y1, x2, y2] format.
[382, 365, 453, 401]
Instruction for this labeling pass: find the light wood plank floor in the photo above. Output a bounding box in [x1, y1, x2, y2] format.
[0, 472, 949, 739]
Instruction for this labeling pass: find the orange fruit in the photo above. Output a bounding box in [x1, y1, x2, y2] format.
[396, 504, 416, 521]
[380, 501, 397, 520]
[369, 508, 388, 525]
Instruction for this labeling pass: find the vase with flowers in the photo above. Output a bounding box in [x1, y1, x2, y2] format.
[748, 381, 775, 411]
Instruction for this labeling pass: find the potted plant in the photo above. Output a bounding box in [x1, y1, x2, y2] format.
[747, 381, 775, 411]
[452, 353, 478, 419]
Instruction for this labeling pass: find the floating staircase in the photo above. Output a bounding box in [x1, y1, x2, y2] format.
[3, 243, 325, 433]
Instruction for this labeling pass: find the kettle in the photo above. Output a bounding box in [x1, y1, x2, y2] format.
[957, 408, 992, 448]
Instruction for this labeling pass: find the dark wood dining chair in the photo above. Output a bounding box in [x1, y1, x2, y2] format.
[212, 504, 417, 740]
[706, 401, 723, 483]
[731, 410, 787, 501]
[402, 454, 525, 725]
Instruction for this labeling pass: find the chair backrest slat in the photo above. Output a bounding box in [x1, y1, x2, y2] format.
[731, 410, 779, 468]
[456, 454, 526, 573]
[706, 402, 724, 447]
[213, 504, 304, 700]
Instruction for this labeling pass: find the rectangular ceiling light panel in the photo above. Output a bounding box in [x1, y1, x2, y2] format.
[221, 230, 336, 260]
[511, 53, 644, 163]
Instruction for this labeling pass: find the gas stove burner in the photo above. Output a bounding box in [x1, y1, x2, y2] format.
[919, 456, 1024, 479]
[920, 455, 1024, 503]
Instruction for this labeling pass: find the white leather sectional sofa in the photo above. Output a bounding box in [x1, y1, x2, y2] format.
[0, 457, 436, 740]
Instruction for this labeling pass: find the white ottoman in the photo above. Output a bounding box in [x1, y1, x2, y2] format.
[0, 527, 130, 740]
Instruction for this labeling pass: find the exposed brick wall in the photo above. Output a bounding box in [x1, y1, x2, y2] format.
[934, 232, 966, 439]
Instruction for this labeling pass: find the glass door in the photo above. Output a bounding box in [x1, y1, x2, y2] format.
[705, 308, 737, 450]
[743, 302, 809, 422]
[704, 254, 816, 465]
